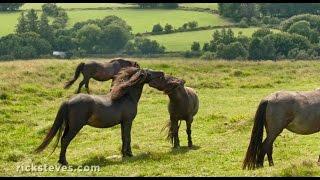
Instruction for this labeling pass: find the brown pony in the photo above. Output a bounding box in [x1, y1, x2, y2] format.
[35, 67, 164, 165]
[64, 58, 140, 93]
[243, 89, 320, 170]
[149, 75, 199, 148]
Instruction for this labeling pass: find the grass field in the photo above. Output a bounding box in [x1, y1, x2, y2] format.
[148, 28, 281, 52]
[20, 3, 137, 10]
[0, 58, 320, 176]
[0, 9, 230, 36]
[180, 3, 218, 10]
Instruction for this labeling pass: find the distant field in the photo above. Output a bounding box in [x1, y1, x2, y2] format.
[21, 3, 137, 10]
[0, 9, 231, 36]
[67, 9, 231, 33]
[148, 28, 281, 52]
[180, 3, 218, 10]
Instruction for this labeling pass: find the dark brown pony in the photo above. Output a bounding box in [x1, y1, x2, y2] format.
[35, 67, 164, 165]
[149, 75, 199, 148]
[243, 89, 320, 170]
[64, 58, 140, 93]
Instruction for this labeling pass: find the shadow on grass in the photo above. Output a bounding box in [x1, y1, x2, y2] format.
[75, 145, 201, 168]
[78, 152, 159, 168]
[169, 145, 201, 155]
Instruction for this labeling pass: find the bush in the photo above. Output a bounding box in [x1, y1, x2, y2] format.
[191, 42, 200, 51]
[280, 14, 320, 32]
[161, 3, 179, 9]
[216, 42, 248, 60]
[42, 3, 59, 17]
[152, 23, 163, 33]
[239, 18, 249, 28]
[133, 37, 165, 54]
[184, 50, 201, 58]
[0, 55, 14, 61]
[164, 23, 173, 33]
[200, 51, 216, 60]
[202, 43, 210, 51]
[249, 17, 261, 26]
[188, 21, 198, 29]
[124, 41, 136, 55]
[252, 28, 273, 38]
[288, 20, 312, 38]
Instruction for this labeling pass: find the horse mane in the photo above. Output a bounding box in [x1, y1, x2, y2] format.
[110, 67, 146, 100]
[163, 75, 186, 94]
[109, 58, 140, 68]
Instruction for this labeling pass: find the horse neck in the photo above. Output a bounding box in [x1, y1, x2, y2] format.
[127, 84, 145, 103]
[168, 86, 186, 104]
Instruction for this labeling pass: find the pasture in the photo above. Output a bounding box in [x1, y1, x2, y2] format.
[20, 3, 137, 10]
[147, 28, 280, 52]
[0, 58, 320, 176]
[180, 3, 218, 10]
[0, 8, 230, 36]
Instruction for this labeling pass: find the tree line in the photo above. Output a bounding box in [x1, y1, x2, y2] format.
[0, 4, 165, 60]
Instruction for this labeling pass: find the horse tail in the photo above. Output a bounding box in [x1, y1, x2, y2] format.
[162, 120, 181, 145]
[243, 100, 268, 170]
[34, 101, 68, 153]
[64, 62, 85, 89]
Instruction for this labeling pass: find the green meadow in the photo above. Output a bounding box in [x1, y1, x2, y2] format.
[148, 28, 281, 52]
[0, 58, 319, 176]
[180, 3, 218, 10]
[0, 9, 230, 36]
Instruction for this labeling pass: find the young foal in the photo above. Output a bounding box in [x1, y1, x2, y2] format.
[64, 58, 140, 93]
[149, 75, 199, 148]
[35, 67, 164, 165]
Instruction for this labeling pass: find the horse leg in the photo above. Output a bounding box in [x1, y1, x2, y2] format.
[186, 117, 193, 148]
[318, 155, 320, 166]
[121, 120, 133, 157]
[58, 122, 84, 165]
[257, 122, 284, 167]
[84, 79, 90, 94]
[76, 80, 86, 94]
[171, 119, 180, 148]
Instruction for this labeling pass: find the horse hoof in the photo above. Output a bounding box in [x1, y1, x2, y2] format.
[58, 160, 68, 166]
[188, 143, 193, 148]
[269, 162, 274, 166]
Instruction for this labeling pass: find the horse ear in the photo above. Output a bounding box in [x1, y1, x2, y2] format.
[181, 79, 186, 85]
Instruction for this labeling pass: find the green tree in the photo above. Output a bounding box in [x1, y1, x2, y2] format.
[42, 3, 59, 17]
[134, 37, 165, 54]
[216, 42, 248, 60]
[39, 13, 54, 43]
[188, 21, 198, 29]
[164, 24, 173, 33]
[16, 12, 28, 34]
[75, 24, 102, 53]
[99, 24, 131, 53]
[191, 42, 200, 51]
[252, 28, 273, 38]
[161, 3, 179, 9]
[288, 20, 312, 38]
[152, 24, 163, 33]
[25, 9, 39, 33]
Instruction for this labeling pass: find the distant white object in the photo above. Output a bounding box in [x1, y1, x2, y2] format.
[53, 51, 67, 58]
[52, 51, 72, 59]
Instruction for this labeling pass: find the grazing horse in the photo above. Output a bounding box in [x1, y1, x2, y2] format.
[64, 58, 140, 93]
[243, 89, 320, 170]
[148, 75, 199, 148]
[35, 67, 164, 165]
